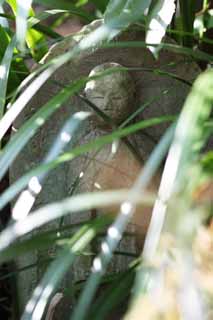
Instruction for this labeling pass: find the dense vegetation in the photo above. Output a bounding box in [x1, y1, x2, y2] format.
[0, 1, 212, 319]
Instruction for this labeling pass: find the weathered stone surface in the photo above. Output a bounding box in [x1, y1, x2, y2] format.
[84, 62, 136, 126]
[10, 20, 201, 316]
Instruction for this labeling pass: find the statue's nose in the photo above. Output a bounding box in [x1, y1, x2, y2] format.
[102, 92, 110, 110]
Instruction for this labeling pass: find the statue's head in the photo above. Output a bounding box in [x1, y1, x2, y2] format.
[84, 62, 135, 127]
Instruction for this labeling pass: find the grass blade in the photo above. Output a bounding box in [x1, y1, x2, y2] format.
[71, 124, 175, 320]
[34, 0, 94, 22]
[0, 116, 174, 211]
[142, 70, 213, 264]
[0, 3, 8, 28]
[103, 40, 213, 61]
[0, 20, 121, 141]
[12, 111, 90, 221]
[0, 189, 154, 253]
[0, 66, 139, 181]
[0, 75, 88, 181]
[22, 217, 110, 320]
[27, 9, 68, 28]
[89, 267, 136, 320]
[104, 0, 152, 28]
[127, 69, 213, 319]
[179, 0, 196, 47]
[16, 0, 33, 51]
[0, 36, 16, 122]
[146, 0, 176, 57]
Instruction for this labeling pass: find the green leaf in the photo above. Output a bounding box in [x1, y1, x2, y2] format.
[26, 26, 48, 62]
[91, 0, 109, 12]
[16, 0, 33, 51]
[103, 40, 213, 61]
[0, 25, 28, 94]
[0, 24, 10, 57]
[27, 9, 68, 28]
[206, 9, 213, 28]
[21, 217, 110, 320]
[12, 111, 90, 221]
[146, 0, 176, 57]
[6, 0, 17, 12]
[142, 69, 213, 263]
[1, 15, 202, 144]
[0, 19, 118, 141]
[0, 3, 9, 28]
[0, 79, 81, 178]
[71, 124, 175, 320]
[0, 189, 154, 252]
[89, 267, 135, 320]
[34, 0, 94, 22]
[104, 0, 152, 28]
[0, 67, 134, 181]
[0, 36, 16, 124]
[179, 0, 196, 47]
[130, 70, 213, 317]
[0, 116, 174, 211]
[7, 0, 48, 60]
[201, 151, 213, 176]
[0, 220, 102, 264]
[194, 9, 213, 38]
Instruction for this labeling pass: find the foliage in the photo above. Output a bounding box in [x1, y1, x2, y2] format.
[0, 0, 212, 320]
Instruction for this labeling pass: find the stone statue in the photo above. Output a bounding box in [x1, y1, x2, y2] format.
[10, 19, 201, 318]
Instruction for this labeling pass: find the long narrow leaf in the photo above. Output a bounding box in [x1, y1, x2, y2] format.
[0, 76, 86, 181]
[179, 0, 195, 47]
[0, 67, 137, 181]
[22, 217, 110, 320]
[0, 116, 174, 211]
[0, 3, 8, 27]
[71, 124, 175, 320]
[143, 69, 213, 263]
[105, 0, 152, 28]
[28, 9, 69, 28]
[12, 111, 90, 221]
[126, 70, 213, 319]
[16, 0, 33, 50]
[34, 0, 94, 22]
[0, 20, 120, 141]
[103, 40, 213, 61]
[146, 0, 176, 57]
[0, 189, 155, 253]
[0, 36, 16, 122]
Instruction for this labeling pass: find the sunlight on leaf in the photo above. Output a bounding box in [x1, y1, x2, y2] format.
[0, 116, 174, 211]
[22, 217, 109, 320]
[0, 36, 16, 127]
[16, 0, 33, 51]
[0, 189, 154, 253]
[143, 69, 213, 262]
[12, 111, 90, 221]
[105, 0, 152, 28]
[71, 124, 175, 320]
[146, 0, 176, 57]
[0, 75, 86, 181]
[0, 20, 119, 141]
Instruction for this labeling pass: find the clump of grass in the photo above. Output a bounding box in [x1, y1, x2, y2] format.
[0, 1, 212, 320]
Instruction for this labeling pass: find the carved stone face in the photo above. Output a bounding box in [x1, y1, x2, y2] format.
[84, 62, 135, 126]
